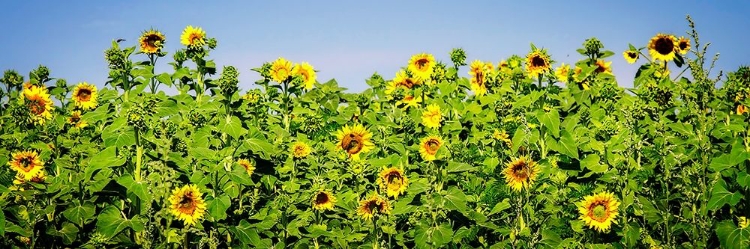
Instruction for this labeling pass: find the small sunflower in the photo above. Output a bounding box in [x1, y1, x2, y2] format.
[493, 129, 512, 146]
[8, 151, 45, 181]
[67, 110, 88, 128]
[291, 141, 312, 159]
[357, 194, 390, 220]
[335, 124, 375, 161]
[555, 63, 570, 83]
[408, 53, 436, 81]
[623, 50, 639, 64]
[469, 60, 488, 96]
[377, 167, 409, 198]
[421, 104, 442, 129]
[311, 189, 336, 211]
[525, 50, 551, 78]
[737, 105, 747, 115]
[13, 171, 46, 185]
[139, 29, 166, 55]
[502, 156, 540, 192]
[418, 135, 443, 161]
[180, 26, 206, 49]
[270, 57, 293, 83]
[739, 216, 748, 229]
[237, 159, 255, 175]
[386, 70, 420, 96]
[572, 66, 590, 90]
[168, 184, 207, 226]
[676, 36, 690, 55]
[594, 60, 613, 75]
[395, 95, 422, 110]
[23, 86, 54, 125]
[292, 62, 317, 90]
[648, 34, 678, 62]
[72, 82, 98, 110]
[577, 191, 621, 233]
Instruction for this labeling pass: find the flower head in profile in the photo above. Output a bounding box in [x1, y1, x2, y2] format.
[395, 95, 422, 110]
[139, 29, 166, 55]
[623, 50, 639, 64]
[237, 159, 255, 175]
[594, 60, 613, 75]
[469, 60, 489, 96]
[67, 110, 88, 129]
[168, 184, 207, 226]
[577, 191, 621, 233]
[270, 57, 293, 83]
[386, 70, 420, 96]
[555, 63, 571, 83]
[292, 62, 317, 90]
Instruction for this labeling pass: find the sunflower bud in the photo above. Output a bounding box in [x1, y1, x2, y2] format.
[583, 37, 604, 57]
[173, 49, 188, 65]
[153, 119, 176, 139]
[189, 111, 207, 128]
[218, 66, 240, 96]
[450, 48, 467, 67]
[127, 108, 147, 129]
[206, 38, 218, 50]
[105, 47, 125, 70]
[32, 65, 50, 83]
[172, 138, 188, 155]
[242, 89, 262, 105]
[1, 70, 24, 86]
[431, 62, 448, 82]
[55, 79, 68, 88]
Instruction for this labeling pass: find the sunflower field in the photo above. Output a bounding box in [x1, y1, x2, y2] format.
[1, 16, 749, 249]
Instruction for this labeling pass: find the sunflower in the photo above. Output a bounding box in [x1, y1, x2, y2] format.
[13, 170, 46, 185]
[577, 191, 621, 232]
[291, 141, 312, 159]
[139, 29, 166, 55]
[180, 25, 206, 48]
[572, 66, 590, 90]
[502, 156, 540, 192]
[421, 104, 442, 129]
[237, 159, 255, 175]
[292, 62, 317, 90]
[357, 194, 390, 220]
[335, 124, 375, 161]
[555, 63, 570, 83]
[395, 95, 422, 110]
[377, 167, 409, 198]
[525, 50, 551, 78]
[168, 184, 207, 226]
[492, 129, 512, 146]
[408, 53, 436, 81]
[737, 105, 747, 115]
[739, 216, 748, 229]
[418, 135, 443, 161]
[623, 50, 639, 64]
[67, 110, 88, 129]
[270, 57, 293, 83]
[311, 189, 336, 211]
[23, 86, 54, 125]
[8, 151, 45, 181]
[594, 60, 613, 75]
[72, 82, 98, 110]
[469, 60, 488, 96]
[648, 34, 678, 62]
[676, 36, 690, 55]
[386, 70, 420, 96]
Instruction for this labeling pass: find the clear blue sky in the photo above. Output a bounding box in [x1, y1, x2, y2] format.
[1, 1, 748, 93]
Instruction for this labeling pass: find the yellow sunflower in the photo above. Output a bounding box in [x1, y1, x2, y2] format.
[648, 34, 678, 62]
[418, 135, 443, 161]
[395, 95, 422, 110]
[168, 184, 207, 226]
[525, 50, 551, 78]
[555, 63, 570, 83]
[502, 156, 540, 192]
[469, 60, 488, 96]
[737, 105, 747, 115]
[386, 70, 420, 96]
[8, 151, 45, 181]
[577, 191, 621, 233]
[13, 170, 46, 185]
[139, 29, 166, 55]
[739, 216, 748, 229]
[492, 129, 512, 146]
[270, 57, 293, 83]
[180, 25, 206, 48]
[335, 124, 375, 161]
[408, 53, 436, 81]
[311, 189, 336, 211]
[291, 141, 312, 159]
[23, 86, 54, 125]
[357, 194, 390, 220]
[421, 104, 442, 129]
[292, 62, 317, 90]
[572, 66, 590, 90]
[623, 50, 639, 64]
[676, 36, 690, 55]
[72, 82, 98, 110]
[237, 159, 255, 175]
[377, 167, 409, 198]
[67, 110, 88, 129]
[594, 60, 613, 75]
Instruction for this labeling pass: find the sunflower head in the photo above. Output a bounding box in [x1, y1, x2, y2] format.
[421, 104, 442, 129]
[312, 189, 336, 211]
[677, 36, 690, 55]
[395, 95, 422, 110]
[8, 151, 45, 181]
[408, 53, 436, 81]
[648, 34, 678, 62]
[357, 194, 391, 220]
[237, 159, 255, 175]
[739, 216, 749, 229]
[377, 167, 409, 198]
[13, 170, 46, 185]
[525, 49, 551, 78]
[139, 29, 166, 55]
[23, 86, 54, 125]
[291, 141, 312, 159]
[168, 184, 207, 226]
[492, 129, 512, 146]
[270, 57, 293, 83]
[555, 63, 571, 83]
[594, 60, 613, 75]
[292, 62, 317, 90]
[180, 26, 206, 49]
[335, 124, 375, 161]
[502, 156, 540, 192]
[623, 50, 639, 64]
[469, 60, 489, 96]
[67, 110, 88, 129]
[577, 191, 621, 232]
[419, 135, 443, 161]
[72, 82, 98, 110]
[737, 105, 747, 115]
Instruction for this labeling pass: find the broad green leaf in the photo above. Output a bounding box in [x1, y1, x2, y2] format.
[58, 222, 79, 245]
[557, 130, 579, 159]
[87, 147, 126, 170]
[707, 179, 744, 211]
[433, 223, 454, 247]
[0, 210, 4, 237]
[538, 109, 560, 138]
[116, 174, 151, 204]
[220, 116, 247, 139]
[709, 142, 750, 172]
[715, 220, 750, 249]
[447, 161, 475, 173]
[62, 202, 96, 225]
[511, 128, 525, 154]
[102, 129, 136, 147]
[538, 230, 562, 249]
[738, 172, 750, 188]
[443, 187, 467, 212]
[581, 154, 607, 173]
[96, 205, 144, 238]
[489, 198, 511, 216]
[207, 195, 232, 222]
[638, 196, 661, 224]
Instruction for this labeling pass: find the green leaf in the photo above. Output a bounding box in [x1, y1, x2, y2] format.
[58, 222, 79, 245]
[638, 196, 660, 224]
[622, 222, 641, 248]
[557, 130, 579, 159]
[709, 142, 749, 172]
[219, 116, 247, 139]
[707, 179, 744, 211]
[511, 128, 525, 154]
[102, 129, 136, 147]
[432, 223, 454, 247]
[581, 154, 607, 173]
[232, 220, 270, 247]
[156, 73, 172, 86]
[96, 205, 144, 238]
[446, 161, 475, 173]
[443, 187, 467, 212]
[116, 174, 151, 204]
[87, 147, 126, 170]
[538, 230, 562, 249]
[538, 109, 561, 137]
[0, 209, 4, 237]
[207, 195, 231, 222]
[715, 220, 750, 249]
[62, 202, 96, 225]
[489, 198, 511, 216]
[737, 172, 750, 188]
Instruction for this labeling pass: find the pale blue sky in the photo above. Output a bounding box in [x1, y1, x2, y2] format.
[1, 1, 748, 93]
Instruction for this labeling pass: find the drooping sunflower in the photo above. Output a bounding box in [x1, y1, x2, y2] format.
[23, 86, 54, 125]
[311, 189, 336, 211]
[8, 151, 45, 181]
[577, 191, 621, 233]
[623, 50, 639, 64]
[555, 63, 570, 83]
[408, 53, 436, 81]
[395, 95, 422, 110]
[67, 110, 88, 129]
[595, 60, 613, 75]
[180, 25, 206, 49]
[357, 194, 390, 220]
[648, 34, 678, 62]
[421, 104, 442, 129]
[502, 156, 540, 192]
[139, 29, 166, 55]
[290, 141, 312, 159]
[168, 184, 207, 226]
[292, 62, 317, 90]
[237, 159, 255, 175]
[270, 57, 293, 83]
[676, 36, 690, 55]
[469, 60, 488, 96]
[335, 124, 375, 161]
[72, 82, 98, 110]
[418, 135, 443, 161]
[525, 50, 551, 78]
[377, 167, 409, 198]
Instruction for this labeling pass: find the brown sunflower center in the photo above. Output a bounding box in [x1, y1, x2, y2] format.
[654, 37, 675, 55]
[18, 157, 36, 172]
[678, 41, 689, 51]
[28, 98, 46, 115]
[474, 72, 485, 85]
[178, 193, 197, 214]
[595, 62, 608, 73]
[314, 192, 329, 205]
[425, 139, 440, 154]
[512, 162, 529, 178]
[627, 51, 637, 59]
[70, 115, 81, 123]
[189, 33, 203, 44]
[294, 145, 307, 156]
[76, 89, 92, 102]
[415, 58, 429, 69]
[531, 56, 547, 67]
[341, 133, 364, 154]
[588, 202, 609, 222]
[240, 162, 252, 171]
[146, 34, 163, 48]
[386, 172, 402, 184]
